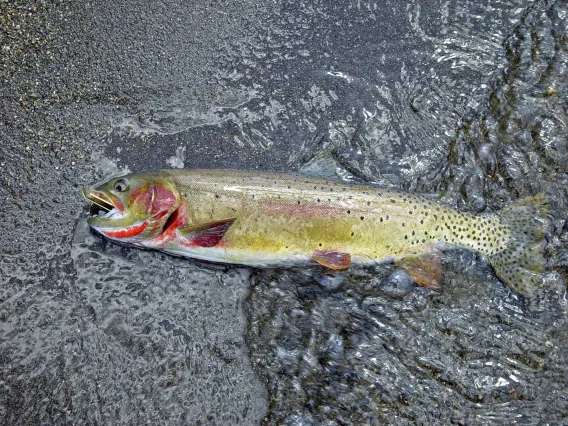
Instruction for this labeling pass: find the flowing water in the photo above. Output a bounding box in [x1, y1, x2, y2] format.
[1, 0, 567, 424]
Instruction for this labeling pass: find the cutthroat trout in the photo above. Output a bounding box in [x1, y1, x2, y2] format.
[83, 169, 549, 296]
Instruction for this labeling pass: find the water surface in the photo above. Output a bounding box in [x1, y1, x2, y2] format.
[1, 0, 567, 424]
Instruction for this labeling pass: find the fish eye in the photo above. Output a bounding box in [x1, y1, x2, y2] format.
[113, 179, 129, 192]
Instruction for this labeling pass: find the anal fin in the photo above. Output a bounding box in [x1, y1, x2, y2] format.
[312, 250, 351, 270]
[178, 218, 236, 247]
[395, 248, 443, 291]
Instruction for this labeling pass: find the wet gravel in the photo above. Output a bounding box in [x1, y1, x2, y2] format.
[1, 0, 567, 424]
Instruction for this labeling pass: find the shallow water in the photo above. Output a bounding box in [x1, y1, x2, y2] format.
[1, 0, 567, 424]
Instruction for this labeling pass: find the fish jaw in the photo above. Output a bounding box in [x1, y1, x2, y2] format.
[83, 189, 145, 233]
[82, 188, 125, 213]
[96, 219, 150, 239]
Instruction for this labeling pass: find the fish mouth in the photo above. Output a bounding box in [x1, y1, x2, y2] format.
[82, 188, 149, 239]
[82, 189, 124, 219]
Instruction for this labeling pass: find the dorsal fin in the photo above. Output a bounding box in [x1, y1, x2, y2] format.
[299, 151, 366, 183]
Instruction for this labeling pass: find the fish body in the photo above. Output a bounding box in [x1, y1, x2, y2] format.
[84, 169, 548, 296]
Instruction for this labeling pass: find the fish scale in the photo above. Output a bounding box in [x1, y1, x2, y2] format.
[84, 169, 549, 297]
[166, 169, 511, 259]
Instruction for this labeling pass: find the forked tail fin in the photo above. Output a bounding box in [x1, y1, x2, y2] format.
[488, 194, 549, 297]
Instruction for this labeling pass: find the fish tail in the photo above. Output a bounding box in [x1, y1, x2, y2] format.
[487, 194, 549, 297]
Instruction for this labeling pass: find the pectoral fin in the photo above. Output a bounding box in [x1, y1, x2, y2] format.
[312, 250, 351, 270]
[395, 248, 443, 291]
[178, 218, 236, 247]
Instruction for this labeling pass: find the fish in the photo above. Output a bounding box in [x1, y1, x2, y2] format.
[82, 169, 549, 297]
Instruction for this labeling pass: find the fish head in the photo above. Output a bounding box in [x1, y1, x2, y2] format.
[83, 173, 181, 242]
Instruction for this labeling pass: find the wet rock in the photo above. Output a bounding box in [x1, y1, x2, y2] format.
[376, 271, 416, 298]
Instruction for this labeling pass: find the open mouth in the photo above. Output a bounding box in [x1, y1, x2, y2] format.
[82, 188, 147, 238]
[81, 189, 124, 219]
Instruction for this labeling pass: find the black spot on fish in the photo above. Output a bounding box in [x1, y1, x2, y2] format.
[380, 217, 383, 222]
[347, 210, 351, 215]
[360, 216, 364, 220]
[351, 232, 354, 237]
